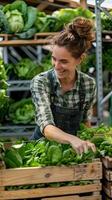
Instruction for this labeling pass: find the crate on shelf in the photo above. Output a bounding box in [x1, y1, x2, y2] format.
[0, 159, 102, 200]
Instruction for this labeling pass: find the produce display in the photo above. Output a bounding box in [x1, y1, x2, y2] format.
[0, 0, 94, 38]
[0, 124, 112, 169]
[0, 59, 9, 123]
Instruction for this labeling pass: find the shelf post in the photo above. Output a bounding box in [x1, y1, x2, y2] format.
[95, 0, 104, 124]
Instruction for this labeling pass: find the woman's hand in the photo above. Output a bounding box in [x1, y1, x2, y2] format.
[44, 125, 96, 155]
[69, 136, 96, 154]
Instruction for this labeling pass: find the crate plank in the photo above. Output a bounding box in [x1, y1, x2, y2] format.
[41, 195, 102, 200]
[0, 162, 102, 186]
[0, 183, 101, 199]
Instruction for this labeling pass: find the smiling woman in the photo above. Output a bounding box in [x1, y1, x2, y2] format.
[30, 17, 96, 155]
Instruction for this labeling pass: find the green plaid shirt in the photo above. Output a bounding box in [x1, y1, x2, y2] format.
[30, 69, 96, 133]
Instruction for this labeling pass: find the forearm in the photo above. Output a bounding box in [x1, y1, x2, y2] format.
[44, 124, 76, 145]
[43, 124, 96, 154]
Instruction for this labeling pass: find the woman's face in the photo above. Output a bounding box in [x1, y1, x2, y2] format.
[52, 45, 81, 80]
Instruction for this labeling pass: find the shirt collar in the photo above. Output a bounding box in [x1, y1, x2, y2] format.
[53, 69, 81, 90]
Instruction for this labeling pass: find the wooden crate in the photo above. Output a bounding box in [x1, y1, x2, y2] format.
[102, 157, 112, 169]
[102, 157, 112, 199]
[103, 179, 112, 198]
[0, 160, 102, 200]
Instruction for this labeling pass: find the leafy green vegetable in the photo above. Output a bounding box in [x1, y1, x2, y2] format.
[16, 27, 36, 39]
[103, 48, 112, 71]
[23, 6, 37, 31]
[47, 144, 62, 165]
[0, 9, 9, 33]
[0, 59, 7, 80]
[101, 11, 112, 30]
[5, 9, 24, 33]
[4, 148, 23, 168]
[52, 7, 94, 27]
[14, 58, 43, 79]
[8, 98, 35, 124]
[0, 80, 9, 89]
[3, 0, 27, 18]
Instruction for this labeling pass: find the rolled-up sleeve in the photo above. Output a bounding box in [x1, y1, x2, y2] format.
[30, 74, 55, 133]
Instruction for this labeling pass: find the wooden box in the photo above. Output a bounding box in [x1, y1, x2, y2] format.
[0, 160, 102, 200]
[102, 156, 112, 199]
[102, 157, 112, 169]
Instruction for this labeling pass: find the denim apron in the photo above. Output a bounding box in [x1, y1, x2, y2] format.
[30, 71, 85, 140]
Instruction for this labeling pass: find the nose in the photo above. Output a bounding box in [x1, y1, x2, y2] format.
[54, 61, 61, 70]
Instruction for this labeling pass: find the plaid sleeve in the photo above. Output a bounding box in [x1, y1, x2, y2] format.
[83, 78, 97, 122]
[30, 74, 55, 133]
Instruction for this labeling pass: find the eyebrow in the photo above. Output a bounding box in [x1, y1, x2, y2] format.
[52, 55, 68, 62]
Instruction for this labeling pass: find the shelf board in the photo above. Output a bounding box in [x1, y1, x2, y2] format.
[0, 33, 57, 46]
[1, 30, 112, 46]
[0, 39, 51, 46]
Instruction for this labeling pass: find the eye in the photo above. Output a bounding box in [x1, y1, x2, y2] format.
[61, 60, 68, 64]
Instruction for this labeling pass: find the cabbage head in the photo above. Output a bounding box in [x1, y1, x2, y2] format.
[5, 9, 24, 33]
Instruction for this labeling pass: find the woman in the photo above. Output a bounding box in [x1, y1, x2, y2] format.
[30, 17, 96, 154]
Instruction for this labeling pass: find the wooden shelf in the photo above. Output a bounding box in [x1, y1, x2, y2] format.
[0, 33, 57, 46]
[1, 30, 112, 46]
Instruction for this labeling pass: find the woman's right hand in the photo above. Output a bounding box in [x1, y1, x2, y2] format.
[69, 136, 96, 154]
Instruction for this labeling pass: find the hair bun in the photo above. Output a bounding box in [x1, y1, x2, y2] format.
[67, 17, 94, 41]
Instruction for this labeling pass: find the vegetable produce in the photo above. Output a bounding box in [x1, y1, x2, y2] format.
[0, 79, 9, 89]
[14, 58, 44, 79]
[47, 144, 62, 165]
[0, 9, 9, 33]
[103, 47, 112, 71]
[3, 0, 27, 18]
[4, 148, 23, 168]
[5, 9, 24, 33]
[16, 27, 36, 39]
[8, 98, 35, 124]
[23, 6, 37, 31]
[101, 11, 112, 30]
[0, 59, 7, 80]
[2, 138, 98, 169]
[52, 7, 94, 27]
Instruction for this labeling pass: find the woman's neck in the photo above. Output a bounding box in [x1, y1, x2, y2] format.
[60, 72, 77, 92]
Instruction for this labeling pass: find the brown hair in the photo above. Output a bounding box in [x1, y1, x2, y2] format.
[51, 17, 95, 58]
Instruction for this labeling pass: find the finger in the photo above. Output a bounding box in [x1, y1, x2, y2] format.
[83, 143, 88, 153]
[86, 141, 96, 152]
[73, 145, 83, 155]
[78, 145, 84, 155]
